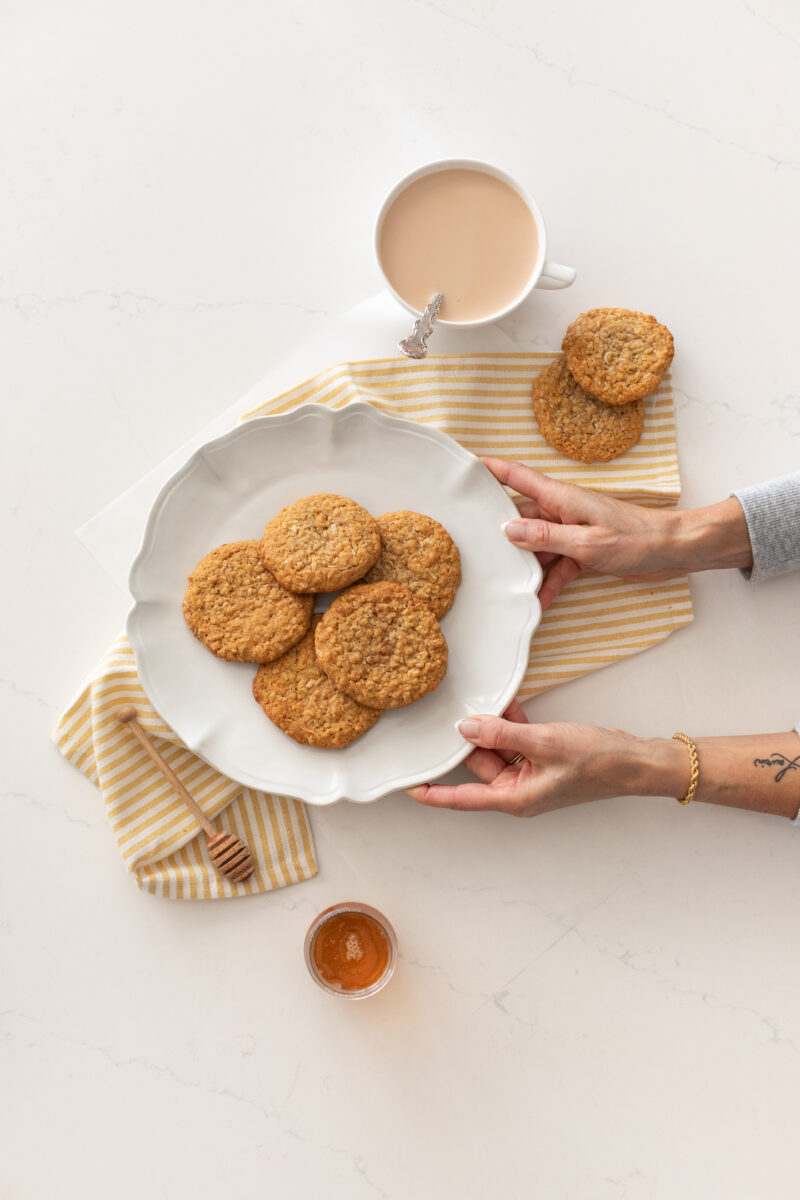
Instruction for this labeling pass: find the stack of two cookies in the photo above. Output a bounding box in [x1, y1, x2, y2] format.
[533, 308, 674, 463]
[183, 495, 461, 750]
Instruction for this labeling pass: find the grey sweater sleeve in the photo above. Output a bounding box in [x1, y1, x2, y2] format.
[731, 472, 800, 582]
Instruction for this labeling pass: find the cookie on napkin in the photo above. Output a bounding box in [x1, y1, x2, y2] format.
[562, 307, 674, 406]
[532, 356, 644, 464]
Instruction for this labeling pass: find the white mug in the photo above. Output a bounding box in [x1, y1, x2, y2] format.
[374, 158, 576, 330]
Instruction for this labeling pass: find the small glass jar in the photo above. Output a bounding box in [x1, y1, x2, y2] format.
[304, 902, 398, 999]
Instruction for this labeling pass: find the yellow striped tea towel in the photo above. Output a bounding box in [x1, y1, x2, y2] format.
[243, 353, 693, 697]
[54, 634, 316, 899]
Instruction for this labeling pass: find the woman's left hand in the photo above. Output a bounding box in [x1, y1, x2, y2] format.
[407, 700, 641, 816]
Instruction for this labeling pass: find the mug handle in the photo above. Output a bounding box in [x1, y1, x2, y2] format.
[535, 262, 577, 290]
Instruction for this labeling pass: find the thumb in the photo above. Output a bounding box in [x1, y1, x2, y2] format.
[457, 715, 535, 756]
[502, 517, 588, 559]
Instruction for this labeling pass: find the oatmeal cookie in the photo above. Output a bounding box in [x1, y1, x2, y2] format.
[314, 581, 448, 710]
[362, 511, 461, 618]
[532, 356, 644, 464]
[252, 616, 381, 748]
[562, 307, 674, 406]
[260, 494, 381, 593]
[183, 540, 313, 663]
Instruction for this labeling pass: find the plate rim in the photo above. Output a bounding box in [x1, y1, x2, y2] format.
[127, 399, 542, 804]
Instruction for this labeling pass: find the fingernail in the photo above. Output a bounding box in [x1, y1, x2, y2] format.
[457, 718, 482, 739]
[502, 520, 526, 542]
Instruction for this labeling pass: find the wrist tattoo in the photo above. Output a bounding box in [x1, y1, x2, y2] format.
[753, 753, 800, 783]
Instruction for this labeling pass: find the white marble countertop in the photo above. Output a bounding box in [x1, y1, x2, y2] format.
[4, 3, 800, 1197]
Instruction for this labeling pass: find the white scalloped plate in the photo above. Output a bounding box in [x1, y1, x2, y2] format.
[127, 401, 542, 804]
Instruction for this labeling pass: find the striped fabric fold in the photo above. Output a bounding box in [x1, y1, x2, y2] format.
[54, 634, 317, 898]
[55, 352, 691, 899]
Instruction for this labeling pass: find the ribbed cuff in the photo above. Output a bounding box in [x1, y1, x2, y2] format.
[731, 472, 800, 582]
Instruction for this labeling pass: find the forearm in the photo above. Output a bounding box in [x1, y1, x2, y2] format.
[668, 496, 753, 574]
[622, 731, 800, 819]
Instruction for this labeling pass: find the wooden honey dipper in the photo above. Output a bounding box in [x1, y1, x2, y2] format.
[115, 705, 255, 884]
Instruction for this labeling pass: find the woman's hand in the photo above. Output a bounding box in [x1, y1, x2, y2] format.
[408, 701, 800, 822]
[483, 457, 752, 609]
[408, 700, 648, 817]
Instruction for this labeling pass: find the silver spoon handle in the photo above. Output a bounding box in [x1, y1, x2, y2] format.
[398, 292, 443, 360]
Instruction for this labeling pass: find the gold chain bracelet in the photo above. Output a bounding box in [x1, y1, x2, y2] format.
[672, 733, 699, 805]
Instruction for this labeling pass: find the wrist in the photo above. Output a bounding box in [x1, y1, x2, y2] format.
[672, 497, 753, 574]
[614, 735, 690, 799]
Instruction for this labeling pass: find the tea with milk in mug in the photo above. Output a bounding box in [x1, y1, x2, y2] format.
[378, 167, 539, 323]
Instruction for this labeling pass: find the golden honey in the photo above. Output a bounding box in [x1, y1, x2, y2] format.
[311, 909, 391, 992]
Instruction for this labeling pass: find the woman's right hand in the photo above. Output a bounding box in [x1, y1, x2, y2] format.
[483, 457, 752, 610]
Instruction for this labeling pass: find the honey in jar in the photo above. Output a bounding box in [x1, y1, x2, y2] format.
[306, 903, 396, 996]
